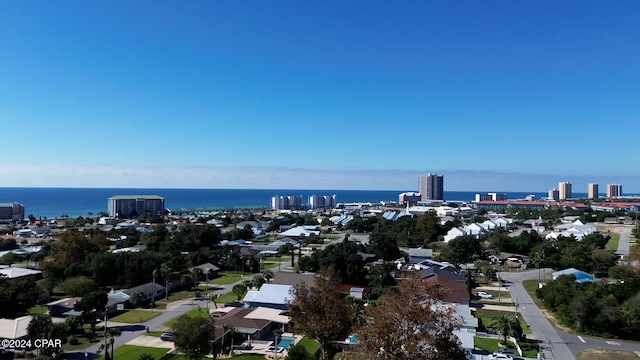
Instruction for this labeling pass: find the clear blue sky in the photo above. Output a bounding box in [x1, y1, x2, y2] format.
[1, 1, 639, 192]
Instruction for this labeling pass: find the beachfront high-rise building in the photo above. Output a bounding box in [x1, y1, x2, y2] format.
[558, 182, 572, 200]
[419, 173, 444, 201]
[271, 195, 304, 210]
[588, 183, 599, 199]
[107, 195, 165, 218]
[0, 202, 25, 222]
[308, 194, 337, 209]
[607, 184, 622, 198]
[548, 189, 559, 201]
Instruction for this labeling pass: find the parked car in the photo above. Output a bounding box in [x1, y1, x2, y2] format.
[232, 342, 252, 350]
[489, 354, 514, 360]
[160, 332, 174, 341]
[490, 349, 517, 359]
[492, 349, 516, 356]
[477, 291, 494, 299]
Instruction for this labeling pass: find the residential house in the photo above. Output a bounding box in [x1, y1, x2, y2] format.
[210, 306, 289, 342]
[47, 297, 82, 317]
[443, 227, 466, 243]
[122, 282, 166, 305]
[463, 223, 484, 237]
[405, 248, 433, 264]
[0, 316, 32, 340]
[278, 226, 320, 238]
[189, 262, 221, 279]
[243, 284, 293, 310]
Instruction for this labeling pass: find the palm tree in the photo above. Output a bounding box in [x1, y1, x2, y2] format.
[490, 314, 521, 345]
[349, 300, 365, 326]
[252, 275, 266, 290]
[160, 263, 172, 300]
[242, 279, 253, 291]
[192, 267, 204, 296]
[232, 284, 247, 302]
[138, 353, 155, 360]
[262, 269, 274, 283]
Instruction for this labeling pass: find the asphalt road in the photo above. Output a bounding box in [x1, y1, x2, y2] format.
[617, 225, 632, 256]
[499, 269, 640, 359]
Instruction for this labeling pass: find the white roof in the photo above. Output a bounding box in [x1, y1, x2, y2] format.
[243, 284, 293, 305]
[279, 226, 320, 237]
[0, 267, 42, 279]
[243, 307, 290, 324]
[0, 316, 32, 339]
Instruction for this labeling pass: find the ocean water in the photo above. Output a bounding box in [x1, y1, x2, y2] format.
[0, 187, 569, 219]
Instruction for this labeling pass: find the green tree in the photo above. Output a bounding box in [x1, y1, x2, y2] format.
[232, 284, 247, 301]
[490, 315, 522, 345]
[262, 269, 274, 283]
[173, 314, 216, 360]
[27, 314, 64, 358]
[286, 342, 315, 360]
[74, 290, 108, 335]
[60, 276, 96, 297]
[440, 235, 482, 267]
[252, 275, 266, 289]
[288, 268, 352, 360]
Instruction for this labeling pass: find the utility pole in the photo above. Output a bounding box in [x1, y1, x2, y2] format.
[152, 269, 157, 312]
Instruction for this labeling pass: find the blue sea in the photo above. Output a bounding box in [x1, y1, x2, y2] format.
[0, 188, 581, 219]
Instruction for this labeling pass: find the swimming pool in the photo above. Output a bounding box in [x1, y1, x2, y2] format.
[277, 337, 294, 349]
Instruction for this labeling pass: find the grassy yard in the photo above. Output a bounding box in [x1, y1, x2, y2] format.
[576, 349, 639, 360]
[265, 256, 288, 262]
[297, 336, 321, 356]
[98, 345, 169, 360]
[476, 289, 511, 300]
[522, 279, 546, 309]
[213, 291, 238, 304]
[28, 305, 48, 315]
[474, 337, 538, 358]
[606, 233, 621, 251]
[211, 272, 246, 285]
[475, 309, 532, 335]
[110, 309, 160, 323]
[61, 329, 108, 351]
[164, 306, 210, 328]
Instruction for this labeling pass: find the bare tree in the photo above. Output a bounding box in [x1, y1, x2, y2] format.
[354, 273, 467, 360]
[288, 268, 352, 360]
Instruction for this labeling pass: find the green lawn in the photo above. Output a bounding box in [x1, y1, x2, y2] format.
[476, 290, 511, 300]
[98, 345, 169, 360]
[110, 309, 161, 323]
[264, 256, 288, 262]
[28, 305, 48, 315]
[475, 309, 532, 335]
[211, 272, 246, 285]
[214, 291, 239, 304]
[474, 337, 538, 358]
[522, 279, 546, 309]
[61, 329, 108, 351]
[606, 234, 621, 251]
[297, 336, 321, 356]
[164, 306, 210, 328]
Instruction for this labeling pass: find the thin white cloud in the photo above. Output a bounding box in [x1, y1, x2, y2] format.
[0, 163, 637, 192]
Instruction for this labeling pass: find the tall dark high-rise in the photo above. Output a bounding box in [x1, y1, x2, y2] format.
[419, 173, 444, 201]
